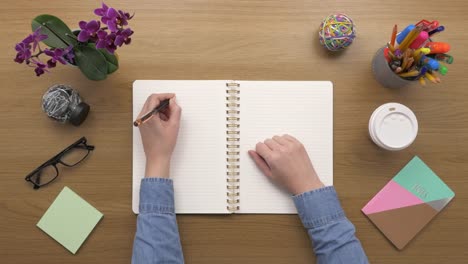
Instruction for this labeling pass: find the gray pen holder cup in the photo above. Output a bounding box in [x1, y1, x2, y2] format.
[371, 47, 414, 89]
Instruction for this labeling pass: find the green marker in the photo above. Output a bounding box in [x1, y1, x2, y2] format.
[434, 53, 454, 64]
[438, 64, 448, 75]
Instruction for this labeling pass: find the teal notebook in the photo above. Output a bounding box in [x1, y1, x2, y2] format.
[37, 187, 103, 254]
[362, 156, 455, 249]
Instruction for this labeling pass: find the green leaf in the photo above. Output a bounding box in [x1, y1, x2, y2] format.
[86, 43, 119, 74]
[32, 15, 75, 48]
[74, 46, 108, 81]
[99, 49, 119, 74]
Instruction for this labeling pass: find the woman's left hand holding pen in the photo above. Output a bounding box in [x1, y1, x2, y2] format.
[137, 93, 182, 178]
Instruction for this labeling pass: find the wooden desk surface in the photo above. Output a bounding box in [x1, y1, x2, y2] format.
[1, 0, 467, 263]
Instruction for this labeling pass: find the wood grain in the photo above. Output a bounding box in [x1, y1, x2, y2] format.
[1, 0, 467, 263]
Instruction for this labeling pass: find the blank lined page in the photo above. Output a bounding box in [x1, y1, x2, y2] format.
[238, 81, 333, 214]
[133, 80, 228, 214]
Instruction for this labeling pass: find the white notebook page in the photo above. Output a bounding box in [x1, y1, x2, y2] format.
[238, 81, 333, 214]
[132, 80, 228, 214]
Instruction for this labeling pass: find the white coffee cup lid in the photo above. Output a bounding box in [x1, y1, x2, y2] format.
[369, 103, 418, 151]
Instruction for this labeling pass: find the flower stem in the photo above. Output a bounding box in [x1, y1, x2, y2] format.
[30, 50, 44, 59]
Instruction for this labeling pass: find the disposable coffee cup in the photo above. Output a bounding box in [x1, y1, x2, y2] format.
[369, 103, 418, 151]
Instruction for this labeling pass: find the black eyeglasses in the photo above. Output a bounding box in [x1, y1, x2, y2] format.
[25, 137, 95, 189]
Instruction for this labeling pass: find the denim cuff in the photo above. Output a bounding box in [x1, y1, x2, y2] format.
[293, 186, 346, 229]
[139, 178, 175, 214]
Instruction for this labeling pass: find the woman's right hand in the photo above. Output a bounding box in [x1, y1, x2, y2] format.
[248, 134, 324, 195]
[137, 93, 182, 178]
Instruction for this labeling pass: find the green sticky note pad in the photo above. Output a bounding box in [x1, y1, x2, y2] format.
[37, 187, 103, 254]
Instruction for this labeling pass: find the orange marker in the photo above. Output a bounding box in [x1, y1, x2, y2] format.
[425, 42, 451, 54]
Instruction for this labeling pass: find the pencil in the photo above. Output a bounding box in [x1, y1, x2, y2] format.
[390, 24, 397, 46]
[399, 26, 422, 52]
[133, 99, 171, 127]
[406, 58, 415, 70]
[419, 77, 426, 86]
[398, 70, 419, 78]
[425, 72, 438, 83]
[401, 50, 409, 70]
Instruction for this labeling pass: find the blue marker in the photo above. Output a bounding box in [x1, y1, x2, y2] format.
[411, 66, 428, 81]
[396, 24, 415, 44]
[428, 26, 445, 36]
[420, 55, 440, 70]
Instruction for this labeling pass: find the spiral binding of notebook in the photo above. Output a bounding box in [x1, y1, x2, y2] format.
[226, 82, 240, 213]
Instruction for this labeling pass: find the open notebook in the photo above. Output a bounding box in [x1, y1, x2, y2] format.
[132, 80, 333, 214]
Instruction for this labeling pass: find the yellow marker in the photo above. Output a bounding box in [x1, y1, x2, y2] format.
[414, 48, 430, 62]
[414, 47, 430, 56]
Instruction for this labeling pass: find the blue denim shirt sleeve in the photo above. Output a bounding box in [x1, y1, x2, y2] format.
[293, 186, 369, 264]
[131, 180, 367, 264]
[132, 178, 185, 264]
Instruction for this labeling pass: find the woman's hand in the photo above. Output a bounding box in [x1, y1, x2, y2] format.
[137, 93, 182, 178]
[249, 134, 324, 195]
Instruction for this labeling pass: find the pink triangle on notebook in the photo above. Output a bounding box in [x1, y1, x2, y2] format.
[362, 180, 425, 215]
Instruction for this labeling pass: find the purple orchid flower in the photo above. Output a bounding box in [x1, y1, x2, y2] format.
[22, 27, 47, 51]
[78, 20, 101, 42]
[30, 59, 48, 76]
[44, 46, 74, 68]
[44, 48, 67, 66]
[63, 46, 75, 62]
[34, 63, 47, 76]
[114, 28, 133, 46]
[96, 30, 117, 54]
[14, 42, 32, 63]
[95, 2, 133, 32]
[102, 8, 120, 32]
[14, 27, 48, 64]
[117, 10, 132, 26]
[94, 2, 119, 32]
[94, 2, 109, 17]
[14, 3, 134, 78]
